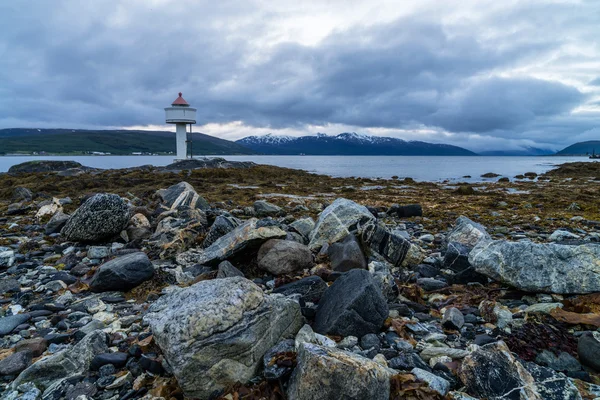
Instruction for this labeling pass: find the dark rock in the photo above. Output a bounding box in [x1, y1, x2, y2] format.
[50, 271, 77, 285]
[387, 204, 423, 218]
[13, 187, 33, 202]
[0, 313, 30, 336]
[0, 351, 32, 375]
[89, 252, 154, 292]
[215, 261, 244, 279]
[139, 354, 164, 375]
[360, 222, 423, 268]
[8, 160, 83, 173]
[442, 307, 464, 330]
[273, 276, 328, 303]
[389, 353, 430, 371]
[314, 269, 388, 337]
[578, 332, 600, 372]
[535, 350, 581, 372]
[474, 334, 496, 346]
[444, 242, 472, 272]
[417, 278, 447, 291]
[70, 263, 91, 277]
[257, 239, 313, 275]
[360, 333, 381, 350]
[44, 333, 71, 344]
[415, 264, 439, 278]
[327, 234, 367, 272]
[253, 200, 283, 217]
[202, 215, 240, 248]
[45, 211, 70, 235]
[90, 352, 129, 370]
[14, 337, 48, 357]
[156, 181, 209, 211]
[61, 193, 130, 242]
[263, 339, 295, 380]
[0, 278, 20, 295]
[65, 381, 98, 400]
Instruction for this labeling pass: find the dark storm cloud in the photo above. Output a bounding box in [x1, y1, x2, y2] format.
[0, 0, 598, 150]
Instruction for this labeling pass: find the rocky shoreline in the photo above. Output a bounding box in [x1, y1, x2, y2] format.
[0, 160, 600, 399]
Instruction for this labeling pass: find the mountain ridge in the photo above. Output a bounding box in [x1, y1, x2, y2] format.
[556, 140, 600, 156]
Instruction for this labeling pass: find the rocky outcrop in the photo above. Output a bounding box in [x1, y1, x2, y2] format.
[8, 160, 84, 173]
[176, 218, 286, 266]
[89, 252, 154, 292]
[61, 194, 130, 242]
[360, 222, 424, 268]
[314, 269, 388, 337]
[156, 181, 209, 211]
[308, 198, 375, 250]
[144, 277, 303, 399]
[257, 239, 313, 275]
[12, 330, 108, 390]
[447, 216, 491, 248]
[470, 240, 600, 294]
[287, 342, 394, 400]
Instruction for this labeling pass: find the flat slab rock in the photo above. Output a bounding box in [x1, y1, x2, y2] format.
[469, 240, 600, 294]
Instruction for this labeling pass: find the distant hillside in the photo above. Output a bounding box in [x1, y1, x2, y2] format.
[479, 147, 555, 156]
[236, 132, 477, 155]
[556, 141, 600, 156]
[0, 128, 255, 155]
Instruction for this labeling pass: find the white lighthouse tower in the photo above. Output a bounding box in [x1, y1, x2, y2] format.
[165, 92, 196, 160]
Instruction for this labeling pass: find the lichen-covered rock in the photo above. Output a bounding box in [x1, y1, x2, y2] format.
[144, 277, 303, 399]
[314, 269, 388, 337]
[176, 218, 286, 266]
[156, 181, 209, 211]
[470, 240, 600, 294]
[308, 198, 375, 250]
[360, 222, 424, 268]
[12, 330, 108, 390]
[61, 194, 130, 242]
[290, 217, 315, 239]
[89, 252, 154, 292]
[447, 216, 491, 248]
[287, 342, 394, 400]
[257, 239, 313, 275]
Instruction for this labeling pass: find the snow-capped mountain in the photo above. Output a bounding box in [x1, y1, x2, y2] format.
[236, 132, 476, 156]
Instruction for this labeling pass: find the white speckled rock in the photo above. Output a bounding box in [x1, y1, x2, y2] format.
[144, 277, 303, 399]
[61, 194, 130, 242]
[470, 240, 600, 294]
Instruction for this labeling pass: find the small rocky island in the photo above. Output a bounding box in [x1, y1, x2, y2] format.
[1, 159, 600, 399]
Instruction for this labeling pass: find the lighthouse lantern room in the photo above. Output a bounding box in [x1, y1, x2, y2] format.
[165, 92, 197, 160]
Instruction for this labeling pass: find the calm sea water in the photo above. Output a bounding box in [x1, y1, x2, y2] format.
[0, 155, 593, 182]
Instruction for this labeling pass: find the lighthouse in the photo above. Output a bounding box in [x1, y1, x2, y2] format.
[165, 92, 197, 160]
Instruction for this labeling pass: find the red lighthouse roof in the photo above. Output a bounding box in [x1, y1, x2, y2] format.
[171, 92, 189, 106]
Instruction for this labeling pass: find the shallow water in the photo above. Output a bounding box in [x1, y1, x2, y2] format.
[0, 155, 593, 182]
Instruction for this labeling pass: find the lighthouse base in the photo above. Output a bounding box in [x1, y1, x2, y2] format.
[175, 123, 188, 160]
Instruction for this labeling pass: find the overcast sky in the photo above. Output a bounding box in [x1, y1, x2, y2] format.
[1, 0, 599, 152]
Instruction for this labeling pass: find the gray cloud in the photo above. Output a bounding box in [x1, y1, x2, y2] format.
[0, 0, 599, 151]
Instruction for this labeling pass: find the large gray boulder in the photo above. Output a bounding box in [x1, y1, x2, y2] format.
[176, 218, 286, 266]
[459, 341, 581, 400]
[287, 342, 394, 400]
[144, 277, 303, 399]
[469, 240, 600, 294]
[156, 181, 209, 211]
[308, 198, 375, 250]
[12, 330, 107, 390]
[446, 216, 491, 248]
[257, 239, 313, 275]
[360, 222, 424, 268]
[61, 194, 130, 242]
[314, 269, 388, 337]
[89, 252, 154, 292]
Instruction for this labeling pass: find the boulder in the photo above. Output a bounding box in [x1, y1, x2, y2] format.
[578, 332, 600, 372]
[314, 269, 388, 337]
[446, 216, 491, 248]
[290, 218, 315, 238]
[387, 204, 423, 218]
[272, 276, 328, 303]
[89, 252, 154, 292]
[216, 260, 245, 279]
[328, 234, 367, 272]
[12, 330, 108, 390]
[12, 187, 33, 202]
[308, 198, 375, 250]
[459, 341, 581, 400]
[61, 193, 130, 242]
[156, 181, 209, 211]
[469, 240, 600, 294]
[257, 239, 313, 275]
[287, 342, 394, 400]
[176, 218, 286, 266]
[144, 277, 303, 399]
[442, 307, 465, 330]
[0, 314, 31, 336]
[360, 222, 424, 268]
[202, 215, 240, 248]
[45, 210, 70, 235]
[253, 200, 283, 217]
[0, 351, 32, 376]
[549, 229, 581, 242]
